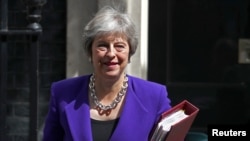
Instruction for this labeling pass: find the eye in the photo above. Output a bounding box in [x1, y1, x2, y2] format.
[97, 44, 108, 51]
[115, 44, 126, 51]
[116, 45, 124, 48]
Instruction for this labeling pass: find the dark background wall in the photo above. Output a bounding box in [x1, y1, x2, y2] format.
[148, 0, 250, 132]
[2, 0, 66, 140]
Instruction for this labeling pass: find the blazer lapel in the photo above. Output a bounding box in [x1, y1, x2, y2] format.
[65, 82, 93, 141]
[110, 80, 149, 141]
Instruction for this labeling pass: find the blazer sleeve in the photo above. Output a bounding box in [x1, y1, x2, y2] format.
[42, 83, 64, 141]
[156, 84, 172, 122]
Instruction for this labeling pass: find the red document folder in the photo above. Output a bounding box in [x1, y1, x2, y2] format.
[150, 100, 199, 141]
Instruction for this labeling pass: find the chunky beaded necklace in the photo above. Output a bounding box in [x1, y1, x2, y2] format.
[89, 74, 128, 111]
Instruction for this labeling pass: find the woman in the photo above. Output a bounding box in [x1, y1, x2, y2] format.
[42, 6, 171, 141]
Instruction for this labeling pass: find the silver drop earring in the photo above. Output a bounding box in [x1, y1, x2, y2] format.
[88, 57, 92, 62]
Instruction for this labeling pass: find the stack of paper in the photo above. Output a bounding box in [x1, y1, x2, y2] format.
[150, 100, 199, 141]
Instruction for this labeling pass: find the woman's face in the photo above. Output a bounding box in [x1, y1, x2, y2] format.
[91, 33, 130, 79]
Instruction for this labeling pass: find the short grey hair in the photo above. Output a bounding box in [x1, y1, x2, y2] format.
[83, 6, 138, 61]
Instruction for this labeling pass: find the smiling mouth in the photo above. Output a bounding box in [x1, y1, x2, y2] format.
[104, 62, 118, 66]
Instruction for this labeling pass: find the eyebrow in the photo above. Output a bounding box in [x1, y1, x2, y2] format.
[115, 42, 127, 45]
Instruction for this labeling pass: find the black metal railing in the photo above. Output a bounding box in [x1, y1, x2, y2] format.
[0, 0, 46, 141]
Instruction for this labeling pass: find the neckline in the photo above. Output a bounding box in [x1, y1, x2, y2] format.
[91, 118, 120, 124]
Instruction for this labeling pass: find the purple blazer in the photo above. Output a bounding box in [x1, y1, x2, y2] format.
[42, 74, 171, 141]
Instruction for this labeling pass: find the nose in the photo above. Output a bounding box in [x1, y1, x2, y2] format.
[106, 46, 115, 57]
